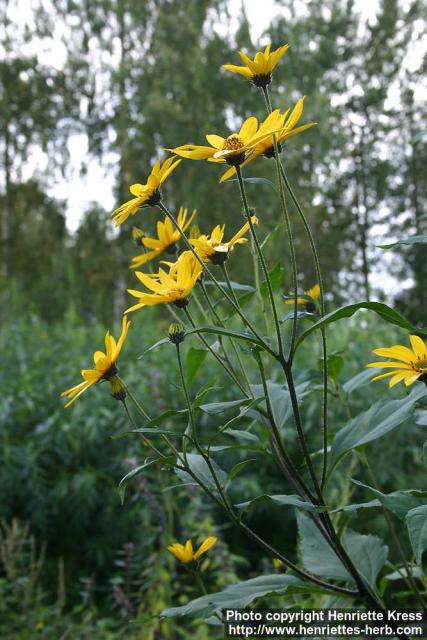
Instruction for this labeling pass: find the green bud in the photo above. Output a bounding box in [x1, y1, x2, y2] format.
[168, 323, 186, 344]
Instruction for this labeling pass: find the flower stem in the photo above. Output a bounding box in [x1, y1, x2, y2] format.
[235, 166, 283, 358]
[183, 307, 249, 397]
[157, 202, 271, 354]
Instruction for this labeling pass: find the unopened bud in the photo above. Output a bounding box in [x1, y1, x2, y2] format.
[109, 375, 127, 401]
[132, 227, 146, 246]
[168, 323, 186, 344]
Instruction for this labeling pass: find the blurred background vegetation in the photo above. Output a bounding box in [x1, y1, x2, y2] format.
[0, 0, 426, 637]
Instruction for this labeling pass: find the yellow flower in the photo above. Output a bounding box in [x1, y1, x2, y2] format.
[220, 99, 316, 182]
[285, 283, 320, 311]
[112, 157, 181, 226]
[167, 536, 217, 564]
[130, 207, 196, 268]
[190, 216, 258, 265]
[61, 316, 131, 407]
[167, 116, 280, 167]
[367, 335, 427, 388]
[222, 43, 289, 87]
[273, 558, 283, 570]
[126, 251, 203, 313]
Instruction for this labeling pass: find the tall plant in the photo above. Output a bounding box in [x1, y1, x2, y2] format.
[62, 39, 427, 635]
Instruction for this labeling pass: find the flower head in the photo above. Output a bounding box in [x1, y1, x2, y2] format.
[222, 43, 289, 87]
[285, 283, 320, 313]
[167, 536, 217, 564]
[126, 251, 203, 313]
[130, 207, 196, 268]
[367, 334, 427, 388]
[220, 99, 316, 182]
[191, 216, 258, 265]
[61, 316, 131, 407]
[167, 116, 280, 167]
[112, 157, 181, 226]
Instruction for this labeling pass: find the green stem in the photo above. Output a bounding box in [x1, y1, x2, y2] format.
[175, 342, 198, 447]
[261, 86, 299, 360]
[235, 166, 283, 358]
[278, 162, 329, 491]
[262, 85, 329, 496]
[157, 202, 270, 353]
[183, 306, 249, 397]
[125, 383, 151, 421]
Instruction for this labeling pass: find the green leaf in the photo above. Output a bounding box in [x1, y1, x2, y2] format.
[416, 411, 427, 426]
[250, 380, 309, 432]
[297, 512, 388, 587]
[332, 499, 381, 514]
[328, 385, 425, 479]
[260, 264, 283, 297]
[342, 370, 373, 395]
[200, 397, 254, 415]
[351, 479, 427, 520]
[138, 337, 169, 358]
[222, 428, 260, 445]
[295, 302, 423, 349]
[280, 310, 313, 323]
[161, 574, 305, 619]
[236, 494, 324, 513]
[203, 280, 255, 292]
[186, 326, 272, 353]
[297, 511, 351, 582]
[186, 347, 207, 386]
[385, 566, 424, 581]
[378, 235, 427, 249]
[260, 221, 284, 249]
[225, 459, 256, 487]
[118, 456, 173, 503]
[406, 505, 427, 564]
[175, 453, 227, 492]
[226, 176, 277, 191]
[423, 443, 427, 469]
[326, 353, 344, 382]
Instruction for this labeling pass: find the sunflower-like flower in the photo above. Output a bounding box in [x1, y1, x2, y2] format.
[61, 316, 131, 407]
[222, 43, 289, 87]
[367, 335, 427, 388]
[130, 207, 196, 268]
[112, 157, 181, 226]
[285, 283, 320, 313]
[167, 536, 217, 564]
[190, 216, 258, 265]
[220, 99, 316, 182]
[126, 251, 203, 313]
[167, 116, 280, 168]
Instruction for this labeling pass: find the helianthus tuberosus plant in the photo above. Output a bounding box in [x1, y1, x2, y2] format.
[62, 39, 427, 633]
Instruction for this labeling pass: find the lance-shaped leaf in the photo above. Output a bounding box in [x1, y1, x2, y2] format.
[297, 512, 388, 588]
[378, 235, 427, 249]
[328, 385, 425, 479]
[295, 302, 424, 349]
[161, 574, 324, 619]
[236, 494, 324, 514]
[175, 453, 227, 492]
[406, 505, 427, 565]
[351, 479, 427, 520]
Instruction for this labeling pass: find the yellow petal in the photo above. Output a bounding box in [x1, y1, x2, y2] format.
[193, 536, 217, 560]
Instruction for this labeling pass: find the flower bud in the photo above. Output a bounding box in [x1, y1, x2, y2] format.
[168, 323, 186, 344]
[109, 375, 127, 401]
[132, 227, 146, 247]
